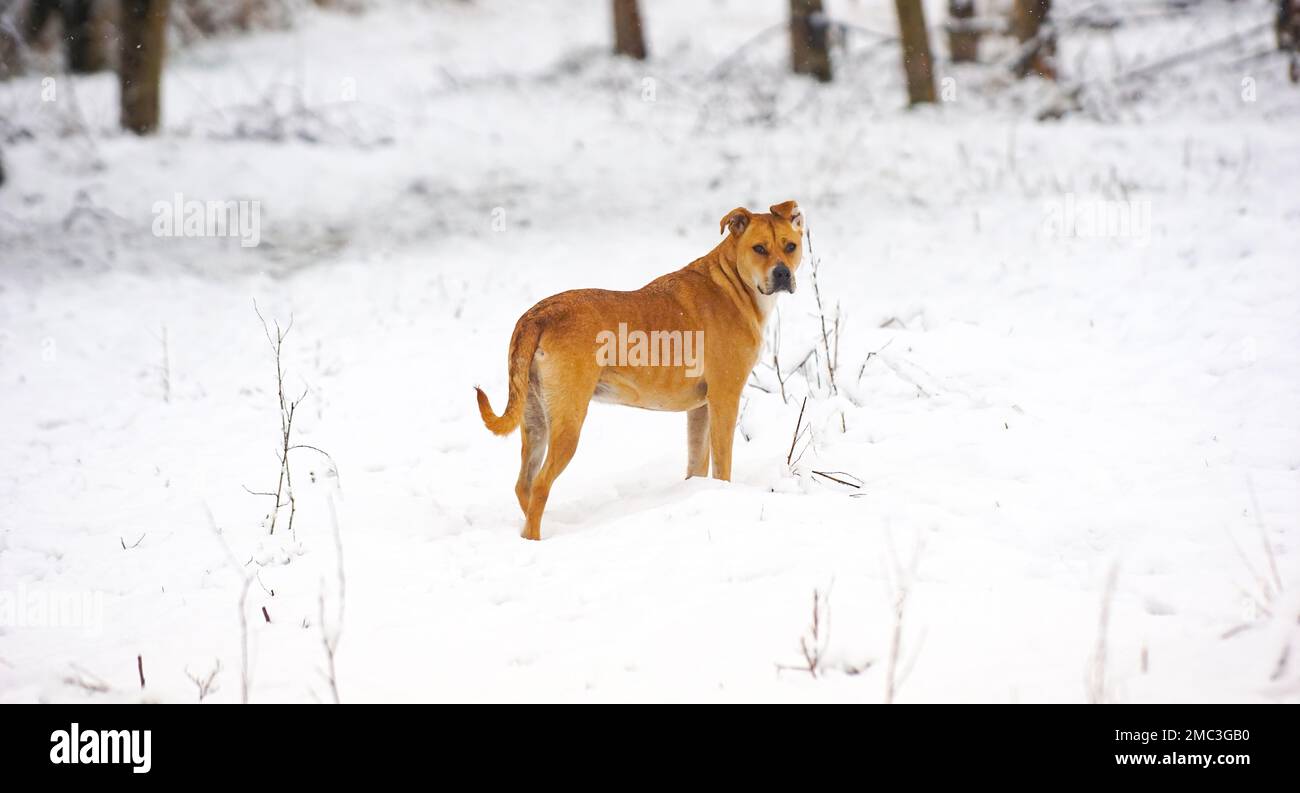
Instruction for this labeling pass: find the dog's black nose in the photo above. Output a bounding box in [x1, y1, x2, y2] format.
[772, 264, 791, 285]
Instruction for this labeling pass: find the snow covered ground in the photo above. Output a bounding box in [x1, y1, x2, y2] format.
[1, 0, 1297, 703]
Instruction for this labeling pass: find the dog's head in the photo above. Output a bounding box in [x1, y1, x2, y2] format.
[719, 200, 805, 296]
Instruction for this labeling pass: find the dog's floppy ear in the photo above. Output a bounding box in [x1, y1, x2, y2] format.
[719, 207, 752, 237]
[769, 200, 804, 232]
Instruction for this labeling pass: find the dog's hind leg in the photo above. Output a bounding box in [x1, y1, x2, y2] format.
[522, 406, 586, 540]
[686, 404, 710, 478]
[522, 369, 596, 541]
[515, 378, 548, 515]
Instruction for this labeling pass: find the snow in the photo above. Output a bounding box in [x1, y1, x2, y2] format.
[0, 0, 1297, 703]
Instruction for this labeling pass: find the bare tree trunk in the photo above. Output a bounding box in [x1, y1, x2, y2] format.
[119, 0, 170, 135]
[21, 0, 107, 73]
[22, 0, 59, 45]
[894, 0, 936, 105]
[1282, 0, 1300, 83]
[66, 0, 109, 73]
[790, 0, 832, 82]
[1011, 0, 1055, 79]
[1281, 0, 1298, 47]
[947, 0, 979, 63]
[0, 17, 21, 79]
[612, 0, 647, 60]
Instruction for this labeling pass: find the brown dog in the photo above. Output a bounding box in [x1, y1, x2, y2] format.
[475, 201, 805, 540]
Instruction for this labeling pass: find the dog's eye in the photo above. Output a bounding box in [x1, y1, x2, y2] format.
[752, 244, 768, 255]
[784, 242, 797, 254]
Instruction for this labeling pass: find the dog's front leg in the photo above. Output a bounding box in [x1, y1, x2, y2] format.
[686, 404, 710, 478]
[705, 390, 740, 481]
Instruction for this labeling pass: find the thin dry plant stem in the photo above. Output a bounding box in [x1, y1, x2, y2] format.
[786, 396, 809, 467]
[776, 583, 834, 678]
[185, 660, 221, 701]
[884, 532, 923, 704]
[771, 307, 788, 404]
[318, 496, 346, 704]
[806, 228, 838, 396]
[204, 505, 255, 704]
[250, 302, 340, 537]
[1086, 563, 1119, 704]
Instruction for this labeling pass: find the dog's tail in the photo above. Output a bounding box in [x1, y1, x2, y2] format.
[475, 319, 541, 436]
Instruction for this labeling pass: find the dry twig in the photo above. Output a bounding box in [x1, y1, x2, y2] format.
[777, 585, 834, 678]
[204, 505, 255, 704]
[318, 497, 346, 704]
[1086, 564, 1119, 704]
[806, 228, 839, 396]
[248, 302, 339, 538]
[884, 533, 924, 704]
[786, 397, 809, 467]
[185, 660, 222, 702]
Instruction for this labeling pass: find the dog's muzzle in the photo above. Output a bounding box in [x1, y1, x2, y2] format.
[768, 264, 794, 294]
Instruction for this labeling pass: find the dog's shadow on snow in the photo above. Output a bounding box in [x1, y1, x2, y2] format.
[536, 472, 733, 540]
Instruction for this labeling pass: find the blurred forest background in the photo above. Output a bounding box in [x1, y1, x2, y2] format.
[0, 0, 1296, 150]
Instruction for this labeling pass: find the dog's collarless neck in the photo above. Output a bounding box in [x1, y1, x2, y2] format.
[708, 246, 772, 333]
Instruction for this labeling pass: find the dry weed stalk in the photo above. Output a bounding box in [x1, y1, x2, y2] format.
[204, 505, 255, 704]
[185, 660, 222, 701]
[318, 497, 346, 704]
[884, 532, 923, 704]
[247, 302, 338, 538]
[805, 228, 840, 399]
[1086, 564, 1119, 704]
[777, 585, 834, 678]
